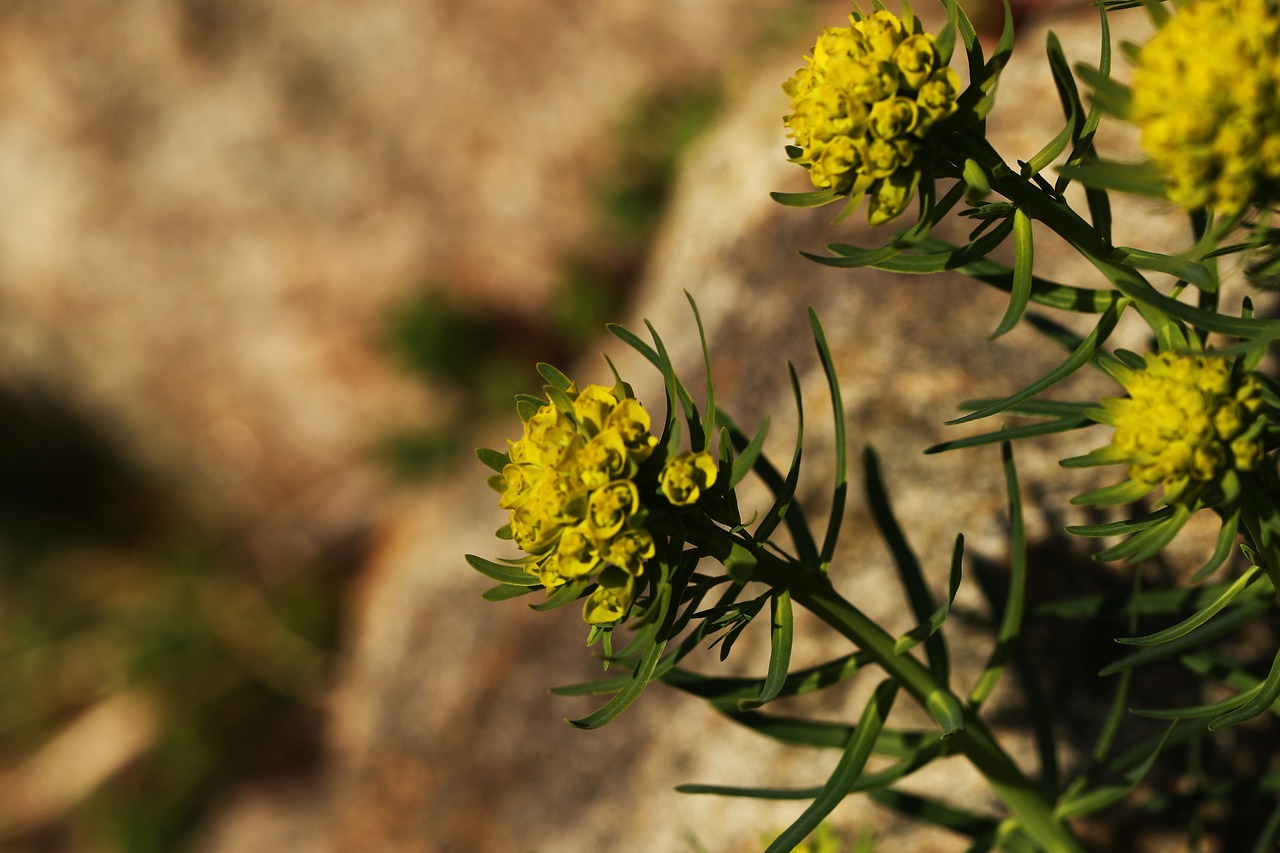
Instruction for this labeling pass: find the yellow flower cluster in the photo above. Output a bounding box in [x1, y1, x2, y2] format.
[1101, 352, 1266, 505]
[497, 381, 722, 624]
[783, 7, 960, 224]
[498, 383, 659, 624]
[1132, 0, 1280, 215]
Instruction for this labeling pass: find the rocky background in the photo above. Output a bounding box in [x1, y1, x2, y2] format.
[0, 1, 1274, 851]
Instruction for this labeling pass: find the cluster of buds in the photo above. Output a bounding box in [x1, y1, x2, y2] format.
[1091, 352, 1267, 507]
[494, 380, 717, 624]
[783, 6, 960, 224]
[1131, 0, 1280, 215]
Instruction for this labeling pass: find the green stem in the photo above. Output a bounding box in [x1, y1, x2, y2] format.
[693, 528, 1084, 852]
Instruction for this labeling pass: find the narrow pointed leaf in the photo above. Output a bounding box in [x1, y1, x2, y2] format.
[1131, 682, 1262, 720]
[530, 578, 589, 610]
[465, 553, 540, 586]
[1111, 246, 1216, 291]
[568, 638, 668, 729]
[1066, 507, 1174, 538]
[729, 417, 769, 488]
[866, 446, 947, 682]
[989, 208, 1035, 338]
[740, 591, 794, 710]
[475, 447, 510, 472]
[925, 414, 1090, 454]
[1099, 595, 1271, 676]
[970, 443, 1027, 707]
[1209, 647, 1280, 730]
[482, 583, 538, 602]
[536, 362, 574, 391]
[948, 302, 1121, 425]
[896, 534, 964, 655]
[1190, 511, 1241, 582]
[811, 310, 847, 573]
[1116, 564, 1262, 646]
[763, 681, 899, 853]
[770, 188, 840, 208]
[1055, 723, 1175, 818]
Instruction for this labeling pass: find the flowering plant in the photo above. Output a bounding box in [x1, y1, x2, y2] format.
[470, 0, 1280, 849]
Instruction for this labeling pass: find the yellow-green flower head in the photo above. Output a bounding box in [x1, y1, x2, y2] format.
[783, 4, 960, 224]
[1097, 352, 1267, 506]
[1132, 0, 1280, 215]
[659, 451, 719, 506]
[583, 566, 636, 625]
[494, 375, 669, 625]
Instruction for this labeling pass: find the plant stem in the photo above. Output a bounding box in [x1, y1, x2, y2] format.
[693, 528, 1084, 852]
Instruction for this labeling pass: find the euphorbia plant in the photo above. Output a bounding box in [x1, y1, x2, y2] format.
[469, 0, 1280, 848]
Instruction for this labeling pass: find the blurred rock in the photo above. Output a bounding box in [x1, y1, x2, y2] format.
[186, 5, 1241, 852]
[0, 0, 804, 568]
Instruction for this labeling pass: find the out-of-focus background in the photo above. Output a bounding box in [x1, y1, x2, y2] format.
[0, 1, 841, 849]
[8, 1, 1272, 852]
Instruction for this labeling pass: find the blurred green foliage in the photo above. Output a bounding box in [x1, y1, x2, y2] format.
[378, 84, 724, 482]
[0, 390, 344, 852]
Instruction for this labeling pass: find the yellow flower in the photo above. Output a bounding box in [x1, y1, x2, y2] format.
[659, 451, 719, 506]
[603, 528, 655, 576]
[783, 4, 959, 224]
[1095, 352, 1267, 506]
[573, 384, 620, 436]
[1131, 0, 1280, 215]
[587, 480, 641, 539]
[583, 567, 636, 625]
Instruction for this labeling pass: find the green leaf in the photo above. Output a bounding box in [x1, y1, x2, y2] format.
[687, 292, 717, 454]
[723, 372, 820, 566]
[948, 302, 1121, 425]
[1210, 646, 1280, 730]
[1070, 477, 1154, 509]
[925, 414, 1091, 454]
[515, 396, 541, 421]
[677, 739, 944, 801]
[739, 591, 794, 710]
[764, 681, 899, 853]
[1056, 159, 1164, 198]
[1098, 594, 1271, 676]
[536, 362, 574, 391]
[482, 583, 538, 602]
[1074, 62, 1132, 118]
[1189, 511, 1241, 582]
[989, 208, 1035, 339]
[475, 447, 510, 473]
[969, 443, 1027, 707]
[607, 322, 661, 370]
[1054, 723, 1175, 819]
[661, 652, 868, 708]
[530, 578, 589, 610]
[568, 637, 669, 729]
[1131, 682, 1263, 720]
[868, 789, 998, 839]
[1093, 503, 1192, 562]
[896, 534, 963, 655]
[728, 417, 769, 488]
[963, 158, 990, 198]
[807, 243, 904, 269]
[912, 237, 1118, 313]
[1110, 246, 1216, 291]
[465, 553, 540, 586]
[811, 310, 848, 574]
[1116, 564, 1262, 646]
[770, 188, 840, 208]
[866, 446, 947, 683]
[1066, 507, 1175, 538]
